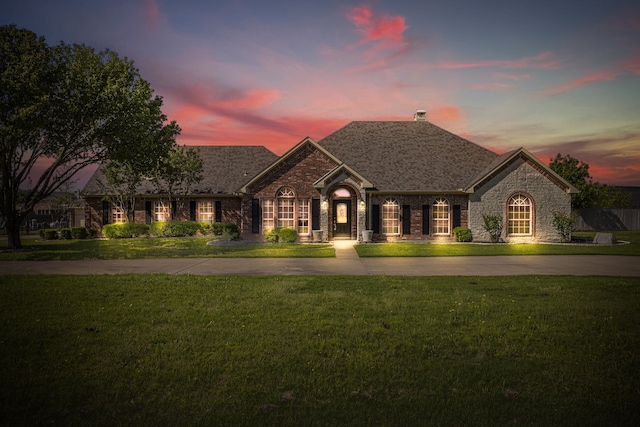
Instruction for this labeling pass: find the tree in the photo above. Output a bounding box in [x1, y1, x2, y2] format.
[151, 145, 204, 217]
[0, 25, 179, 248]
[549, 154, 632, 209]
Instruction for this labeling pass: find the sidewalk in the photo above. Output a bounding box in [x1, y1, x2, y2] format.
[1, 240, 639, 276]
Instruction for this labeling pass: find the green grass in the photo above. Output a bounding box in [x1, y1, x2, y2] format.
[355, 231, 640, 257]
[0, 237, 334, 260]
[1, 275, 639, 426]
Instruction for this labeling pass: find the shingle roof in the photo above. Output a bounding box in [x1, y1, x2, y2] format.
[82, 146, 278, 195]
[316, 121, 499, 191]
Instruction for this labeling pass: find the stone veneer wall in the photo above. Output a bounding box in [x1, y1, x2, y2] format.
[468, 158, 571, 242]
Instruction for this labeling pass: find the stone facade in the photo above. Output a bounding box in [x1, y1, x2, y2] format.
[469, 158, 572, 243]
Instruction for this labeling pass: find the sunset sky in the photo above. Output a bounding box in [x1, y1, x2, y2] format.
[4, 0, 640, 186]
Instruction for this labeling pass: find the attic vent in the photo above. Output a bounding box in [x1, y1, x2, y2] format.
[414, 109, 427, 121]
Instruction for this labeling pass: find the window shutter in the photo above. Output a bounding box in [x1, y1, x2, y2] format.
[215, 201, 222, 223]
[251, 199, 260, 234]
[453, 205, 461, 229]
[171, 201, 177, 219]
[102, 201, 109, 225]
[422, 205, 430, 235]
[190, 201, 197, 221]
[372, 204, 380, 233]
[402, 205, 411, 235]
[145, 201, 152, 224]
[311, 198, 320, 230]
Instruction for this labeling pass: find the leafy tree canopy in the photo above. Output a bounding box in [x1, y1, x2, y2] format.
[549, 153, 632, 210]
[0, 25, 179, 248]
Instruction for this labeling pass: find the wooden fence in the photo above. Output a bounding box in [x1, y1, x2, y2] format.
[575, 208, 640, 231]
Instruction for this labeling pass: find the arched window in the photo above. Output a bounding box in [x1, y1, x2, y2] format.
[508, 194, 532, 235]
[277, 188, 295, 229]
[433, 198, 450, 235]
[382, 198, 400, 234]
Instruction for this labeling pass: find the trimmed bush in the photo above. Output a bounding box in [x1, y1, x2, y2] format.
[453, 227, 473, 242]
[149, 221, 201, 237]
[221, 223, 240, 241]
[59, 228, 73, 240]
[103, 223, 150, 238]
[277, 227, 298, 243]
[40, 229, 58, 240]
[71, 227, 89, 239]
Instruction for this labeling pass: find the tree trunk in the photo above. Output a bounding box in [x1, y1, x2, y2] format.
[5, 218, 23, 250]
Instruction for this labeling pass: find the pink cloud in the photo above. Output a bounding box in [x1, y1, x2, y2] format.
[466, 83, 515, 92]
[347, 5, 407, 44]
[142, 0, 164, 33]
[424, 51, 560, 70]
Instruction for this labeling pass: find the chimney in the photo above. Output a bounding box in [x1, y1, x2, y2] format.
[414, 108, 426, 121]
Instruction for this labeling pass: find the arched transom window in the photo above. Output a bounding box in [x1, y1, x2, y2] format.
[262, 188, 310, 235]
[277, 188, 296, 229]
[382, 198, 400, 235]
[433, 198, 450, 235]
[508, 194, 532, 235]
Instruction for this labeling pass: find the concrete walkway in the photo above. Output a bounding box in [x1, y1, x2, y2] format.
[1, 240, 639, 277]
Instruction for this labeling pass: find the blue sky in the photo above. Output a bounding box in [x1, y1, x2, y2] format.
[4, 0, 639, 185]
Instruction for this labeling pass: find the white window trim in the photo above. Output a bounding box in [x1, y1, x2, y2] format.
[433, 198, 450, 235]
[382, 198, 400, 235]
[507, 194, 532, 236]
[198, 201, 214, 223]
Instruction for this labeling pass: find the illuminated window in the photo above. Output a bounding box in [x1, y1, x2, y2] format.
[263, 199, 274, 231]
[508, 194, 532, 235]
[277, 188, 295, 229]
[433, 198, 450, 235]
[112, 207, 126, 224]
[382, 198, 399, 234]
[298, 199, 310, 235]
[154, 201, 170, 222]
[198, 201, 214, 223]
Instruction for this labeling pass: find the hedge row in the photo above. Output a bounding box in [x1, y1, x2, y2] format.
[102, 221, 240, 239]
[39, 227, 93, 240]
[264, 227, 298, 243]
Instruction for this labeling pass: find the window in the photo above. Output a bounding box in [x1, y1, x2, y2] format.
[154, 201, 170, 222]
[382, 198, 399, 234]
[112, 206, 126, 224]
[298, 199, 310, 235]
[433, 198, 450, 235]
[263, 199, 274, 230]
[277, 188, 295, 229]
[198, 201, 214, 223]
[508, 194, 532, 235]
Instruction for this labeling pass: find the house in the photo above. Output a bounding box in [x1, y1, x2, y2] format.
[83, 111, 578, 243]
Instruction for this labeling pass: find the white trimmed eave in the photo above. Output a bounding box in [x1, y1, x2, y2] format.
[313, 163, 374, 190]
[464, 147, 579, 194]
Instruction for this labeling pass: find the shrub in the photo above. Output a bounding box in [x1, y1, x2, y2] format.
[103, 223, 149, 238]
[221, 223, 240, 241]
[71, 227, 89, 239]
[88, 228, 98, 239]
[41, 229, 58, 240]
[149, 221, 200, 237]
[199, 222, 214, 235]
[277, 227, 298, 243]
[59, 228, 73, 240]
[453, 227, 472, 242]
[482, 214, 503, 243]
[264, 228, 279, 243]
[552, 212, 576, 242]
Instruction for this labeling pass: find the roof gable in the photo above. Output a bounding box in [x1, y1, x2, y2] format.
[83, 145, 278, 196]
[465, 147, 579, 194]
[240, 137, 341, 193]
[316, 121, 499, 191]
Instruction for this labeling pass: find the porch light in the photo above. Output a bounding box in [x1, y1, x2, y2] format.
[322, 200, 328, 209]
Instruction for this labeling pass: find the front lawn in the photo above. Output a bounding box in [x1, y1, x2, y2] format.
[355, 231, 640, 257]
[0, 237, 334, 260]
[1, 275, 639, 426]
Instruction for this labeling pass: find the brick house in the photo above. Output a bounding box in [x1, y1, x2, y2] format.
[83, 112, 578, 242]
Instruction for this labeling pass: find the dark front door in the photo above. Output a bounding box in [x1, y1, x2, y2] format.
[333, 200, 351, 238]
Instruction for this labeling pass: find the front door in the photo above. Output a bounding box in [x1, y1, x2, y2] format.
[333, 200, 351, 238]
